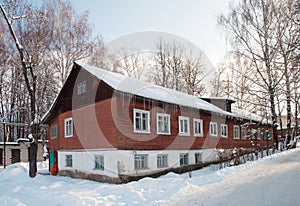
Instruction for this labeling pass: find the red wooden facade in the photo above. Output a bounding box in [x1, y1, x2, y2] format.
[43, 62, 273, 154]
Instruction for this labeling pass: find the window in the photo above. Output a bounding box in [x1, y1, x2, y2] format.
[157, 154, 168, 168]
[94, 155, 104, 170]
[193, 119, 203, 137]
[264, 130, 270, 141]
[134, 109, 150, 133]
[134, 154, 148, 170]
[209, 122, 218, 137]
[50, 125, 58, 139]
[257, 128, 261, 140]
[157, 113, 170, 134]
[221, 124, 228, 138]
[180, 153, 189, 166]
[64, 117, 73, 137]
[233, 125, 240, 140]
[241, 127, 247, 140]
[195, 152, 202, 164]
[77, 81, 87, 95]
[65, 155, 72, 167]
[179, 116, 190, 136]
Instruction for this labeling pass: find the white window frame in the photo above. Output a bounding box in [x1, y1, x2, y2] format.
[195, 152, 202, 164]
[134, 154, 148, 170]
[77, 81, 87, 95]
[133, 109, 150, 133]
[257, 128, 261, 140]
[157, 154, 168, 168]
[233, 125, 240, 140]
[241, 127, 247, 140]
[209, 122, 218, 137]
[64, 117, 73, 138]
[94, 155, 104, 170]
[180, 153, 189, 166]
[65, 155, 72, 167]
[221, 124, 228, 138]
[193, 118, 203, 137]
[156, 113, 170, 135]
[50, 125, 58, 139]
[179, 116, 190, 136]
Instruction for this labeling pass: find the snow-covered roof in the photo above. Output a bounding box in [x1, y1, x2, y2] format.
[200, 96, 236, 103]
[76, 61, 232, 116]
[231, 107, 269, 124]
[43, 61, 267, 123]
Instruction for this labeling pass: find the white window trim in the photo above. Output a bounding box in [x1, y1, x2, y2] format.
[65, 154, 73, 167]
[241, 127, 247, 140]
[94, 155, 104, 170]
[64, 117, 73, 138]
[157, 154, 168, 168]
[50, 125, 58, 139]
[77, 80, 87, 95]
[133, 109, 150, 133]
[195, 152, 202, 164]
[156, 113, 171, 135]
[257, 128, 261, 140]
[233, 125, 240, 140]
[134, 154, 148, 170]
[178, 116, 190, 136]
[209, 122, 218, 137]
[180, 153, 189, 166]
[221, 124, 228, 138]
[193, 118, 203, 137]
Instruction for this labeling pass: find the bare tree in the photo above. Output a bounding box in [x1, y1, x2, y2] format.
[1, 2, 39, 177]
[211, 63, 227, 97]
[44, 0, 95, 86]
[181, 46, 206, 95]
[273, 0, 300, 142]
[223, 55, 260, 112]
[0, 0, 101, 177]
[219, 0, 283, 148]
[115, 48, 148, 79]
[87, 36, 116, 71]
[152, 39, 207, 95]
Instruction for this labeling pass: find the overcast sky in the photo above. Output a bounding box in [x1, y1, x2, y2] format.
[70, 0, 235, 66]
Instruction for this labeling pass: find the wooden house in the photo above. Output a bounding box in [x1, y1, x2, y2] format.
[42, 62, 273, 183]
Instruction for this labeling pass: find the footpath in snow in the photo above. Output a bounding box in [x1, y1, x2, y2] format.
[1, 148, 300, 206]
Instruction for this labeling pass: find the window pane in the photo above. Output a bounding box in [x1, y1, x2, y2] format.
[95, 155, 104, 170]
[195, 153, 202, 164]
[134, 154, 148, 170]
[157, 154, 168, 168]
[134, 109, 150, 133]
[65, 155, 72, 167]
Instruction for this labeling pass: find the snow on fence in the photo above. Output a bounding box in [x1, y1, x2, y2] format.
[210, 147, 277, 171]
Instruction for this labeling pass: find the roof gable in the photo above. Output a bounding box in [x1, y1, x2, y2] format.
[77, 61, 232, 116]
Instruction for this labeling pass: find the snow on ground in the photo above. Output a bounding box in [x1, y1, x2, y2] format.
[1, 149, 300, 206]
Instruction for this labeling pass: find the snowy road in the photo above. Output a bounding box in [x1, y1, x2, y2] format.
[171, 149, 300, 206]
[1, 149, 300, 206]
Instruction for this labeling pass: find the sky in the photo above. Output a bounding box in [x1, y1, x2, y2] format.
[68, 0, 234, 67]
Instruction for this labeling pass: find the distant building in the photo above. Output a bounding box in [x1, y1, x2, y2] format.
[42, 62, 273, 183]
[0, 140, 46, 168]
[0, 123, 48, 168]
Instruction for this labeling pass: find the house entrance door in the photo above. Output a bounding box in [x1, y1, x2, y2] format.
[49, 150, 58, 175]
[11, 149, 20, 164]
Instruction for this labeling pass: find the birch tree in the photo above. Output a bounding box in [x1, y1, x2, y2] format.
[219, 0, 283, 148]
